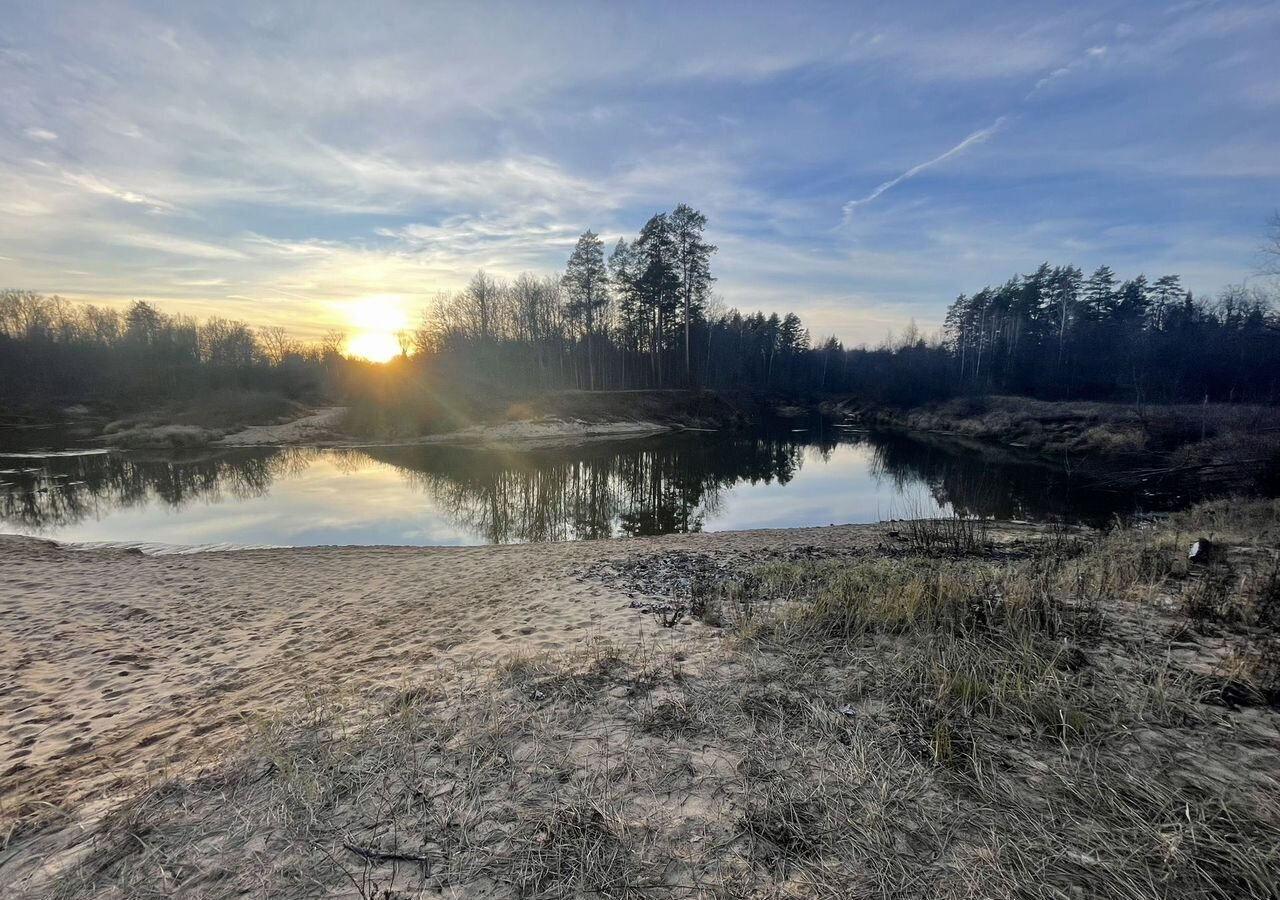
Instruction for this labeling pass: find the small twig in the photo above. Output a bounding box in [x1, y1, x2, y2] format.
[343, 841, 433, 870]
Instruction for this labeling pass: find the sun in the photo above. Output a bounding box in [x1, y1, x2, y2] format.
[346, 332, 404, 363]
[343, 295, 410, 362]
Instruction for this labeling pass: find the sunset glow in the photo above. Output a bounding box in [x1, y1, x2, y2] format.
[343, 296, 410, 362]
[345, 332, 403, 363]
[2, 4, 1274, 347]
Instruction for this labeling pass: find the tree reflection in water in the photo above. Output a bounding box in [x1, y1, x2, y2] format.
[359, 431, 811, 543]
[0, 447, 320, 532]
[862, 430, 1167, 525]
[1, 424, 1186, 543]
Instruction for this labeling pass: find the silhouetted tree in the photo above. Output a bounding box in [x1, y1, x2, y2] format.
[563, 231, 609, 390]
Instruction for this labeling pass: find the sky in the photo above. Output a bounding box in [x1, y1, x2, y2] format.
[1, 0, 1277, 348]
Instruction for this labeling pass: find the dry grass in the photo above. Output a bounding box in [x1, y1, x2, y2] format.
[10, 502, 1280, 899]
[874, 397, 1280, 480]
[898, 512, 992, 555]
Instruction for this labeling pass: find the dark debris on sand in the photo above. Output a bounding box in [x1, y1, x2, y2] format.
[574, 545, 866, 615]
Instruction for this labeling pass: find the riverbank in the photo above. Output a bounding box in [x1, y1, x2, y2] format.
[848, 396, 1280, 494]
[3, 503, 1279, 898]
[0, 522, 903, 838]
[91, 405, 675, 450]
[218, 407, 672, 449]
[90, 389, 735, 450]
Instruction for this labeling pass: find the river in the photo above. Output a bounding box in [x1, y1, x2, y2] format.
[0, 423, 1182, 548]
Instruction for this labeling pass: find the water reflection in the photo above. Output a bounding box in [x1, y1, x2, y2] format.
[864, 431, 1147, 524]
[0, 426, 1182, 547]
[0, 448, 313, 532]
[361, 433, 810, 542]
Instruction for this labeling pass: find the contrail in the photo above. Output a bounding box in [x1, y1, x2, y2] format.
[839, 42, 1107, 223]
[842, 116, 1006, 221]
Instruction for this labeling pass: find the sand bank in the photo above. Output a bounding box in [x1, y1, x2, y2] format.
[0, 523, 894, 832]
[6, 510, 1278, 900]
[213, 406, 670, 448]
[213, 405, 347, 446]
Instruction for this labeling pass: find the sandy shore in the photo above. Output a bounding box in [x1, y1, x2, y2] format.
[213, 405, 347, 445]
[6, 509, 1278, 900]
[0, 523, 898, 832]
[214, 406, 670, 448]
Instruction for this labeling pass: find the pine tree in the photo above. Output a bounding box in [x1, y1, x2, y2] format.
[1049, 265, 1082, 367]
[634, 214, 680, 387]
[563, 231, 609, 389]
[1082, 266, 1118, 321]
[1149, 275, 1182, 330]
[669, 204, 716, 386]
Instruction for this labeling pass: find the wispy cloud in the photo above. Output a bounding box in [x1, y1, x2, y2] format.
[113, 230, 245, 261]
[0, 1, 1275, 345]
[1028, 45, 1107, 97]
[61, 171, 178, 214]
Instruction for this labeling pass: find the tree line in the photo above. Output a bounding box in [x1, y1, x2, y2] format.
[416, 203, 721, 391]
[3, 204, 1278, 418]
[411, 205, 884, 398]
[410, 208, 1280, 405]
[0, 290, 341, 414]
[942, 265, 1279, 404]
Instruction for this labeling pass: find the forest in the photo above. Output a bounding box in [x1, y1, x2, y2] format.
[2, 205, 1279, 421]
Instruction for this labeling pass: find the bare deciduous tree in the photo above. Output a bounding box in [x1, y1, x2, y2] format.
[258, 325, 297, 366]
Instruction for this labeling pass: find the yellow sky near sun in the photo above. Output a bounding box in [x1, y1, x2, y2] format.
[341, 294, 412, 362]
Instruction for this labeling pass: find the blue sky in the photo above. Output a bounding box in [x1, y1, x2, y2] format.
[1, 0, 1277, 345]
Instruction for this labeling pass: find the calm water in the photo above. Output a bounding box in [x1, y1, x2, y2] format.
[0, 425, 1176, 548]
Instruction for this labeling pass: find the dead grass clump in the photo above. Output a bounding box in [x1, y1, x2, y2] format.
[766, 555, 1094, 645]
[506, 798, 648, 898]
[688, 575, 725, 626]
[1248, 638, 1280, 703]
[911, 634, 1093, 741]
[100, 423, 220, 450]
[1257, 561, 1280, 630]
[499, 641, 638, 707]
[738, 781, 825, 861]
[1177, 495, 1280, 545]
[901, 512, 992, 555]
[1217, 637, 1280, 707]
[637, 695, 701, 737]
[688, 569, 779, 628]
[739, 683, 812, 728]
[1028, 755, 1280, 900]
[1075, 423, 1148, 454]
[1183, 564, 1244, 625]
[501, 655, 600, 706]
[1062, 526, 1189, 608]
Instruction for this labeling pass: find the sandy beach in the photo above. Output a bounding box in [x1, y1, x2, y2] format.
[0, 523, 891, 831]
[4, 509, 1278, 899]
[214, 405, 671, 448]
